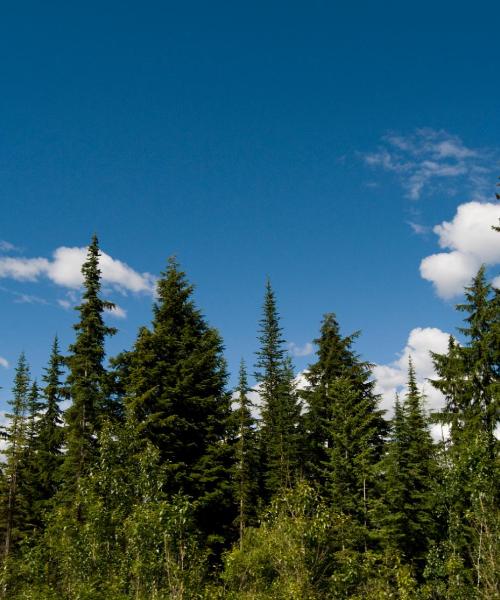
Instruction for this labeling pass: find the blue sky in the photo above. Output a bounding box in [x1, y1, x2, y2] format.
[1, 1, 499, 414]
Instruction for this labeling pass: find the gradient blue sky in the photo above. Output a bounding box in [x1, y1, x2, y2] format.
[1, 1, 499, 410]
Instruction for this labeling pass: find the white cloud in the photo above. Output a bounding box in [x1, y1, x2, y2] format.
[288, 342, 313, 357]
[363, 129, 495, 200]
[408, 221, 430, 235]
[57, 299, 72, 310]
[0, 357, 8, 368]
[420, 251, 480, 299]
[420, 201, 500, 298]
[0, 240, 19, 252]
[0, 257, 50, 281]
[105, 304, 127, 319]
[373, 327, 450, 417]
[0, 245, 156, 295]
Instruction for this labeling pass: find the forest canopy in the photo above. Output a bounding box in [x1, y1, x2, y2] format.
[0, 227, 498, 600]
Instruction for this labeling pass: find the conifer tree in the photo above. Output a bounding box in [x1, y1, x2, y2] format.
[123, 258, 233, 543]
[456, 266, 498, 442]
[36, 337, 65, 512]
[1, 354, 30, 558]
[17, 380, 43, 530]
[431, 266, 499, 591]
[303, 313, 386, 530]
[63, 235, 116, 487]
[381, 360, 437, 573]
[231, 359, 258, 547]
[254, 280, 302, 497]
[302, 313, 377, 486]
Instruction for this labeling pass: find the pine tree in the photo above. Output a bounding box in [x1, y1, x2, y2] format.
[231, 360, 258, 547]
[324, 377, 385, 544]
[17, 380, 43, 530]
[431, 266, 499, 591]
[1, 354, 30, 558]
[456, 266, 498, 442]
[36, 337, 65, 512]
[381, 360, 437, 573]
[123, 258, 233, 544]
[302, 313, 377, 486]
[63, 235, 117, 487]
[254, 280, 302, 497]
[303, 312, 386, 540]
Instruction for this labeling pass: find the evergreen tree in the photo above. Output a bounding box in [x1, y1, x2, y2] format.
[1, 354, 30, 558]
[456, 266, 498, 441]
[123, 258, 233, 545]
[381, 360, 437, 573]
[302, 313, 377, 486]
[254, 280, 302, 497]
[231, 359, 258, 547]
[63, 235, 117, 487]
[36, 337, 65, 512]
[302, 312, 386, 542]
[17, 380, 43, 531]
[430, 266, 499, 592]
[324, 378, 385, 541]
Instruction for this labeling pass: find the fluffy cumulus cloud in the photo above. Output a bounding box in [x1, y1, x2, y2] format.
[373, 327, 450, 421]
[0, 246, 156, 295]
[420, 201, 500, 298]
[363, 128, 495, 201]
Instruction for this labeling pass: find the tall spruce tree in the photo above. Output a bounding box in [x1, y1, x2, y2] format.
[302, 313, 376, 486]
[231, 359, 258, 547]
[123, 258, 233, 544]
[36, 337, 65, 512]
[432, 266, 498, 445]
[303, 313, 386, 523]
[381, 360, 437, 573]
[254, 280, 302, 497]
[17, 380, 43, 530]
[1, 354, 30, 558]
[63, 235, 117, 487]
[431, 265, 499, 591]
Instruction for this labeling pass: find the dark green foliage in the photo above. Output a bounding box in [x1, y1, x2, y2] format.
[1, 233, 498, 598]
[430, 265, 500, 596]
[17, 380, 44, 531]
[380, 360, 437, 574]
[254, 281, 303, 497]
[433, 267, 499, 443]
[35, 337, 65, 512]
[303, 313, 386, 550]
[231, 359, 259, 546]
[1, 353, 31, 558]
[303, 313, 384, 488]
[123, 258, 234, 546]
[63, 235, 117, 487]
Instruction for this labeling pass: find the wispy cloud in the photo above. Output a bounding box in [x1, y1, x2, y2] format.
[362, 128, 497, 201]
[0, 284, 49, 306]
[288, 341, 314, 357]
[0, 240, 19, 253]
[0, 357, 8, 368]
[408, 221, 430, 235]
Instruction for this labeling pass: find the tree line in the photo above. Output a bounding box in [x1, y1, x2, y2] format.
[0, 228, 498, 599]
